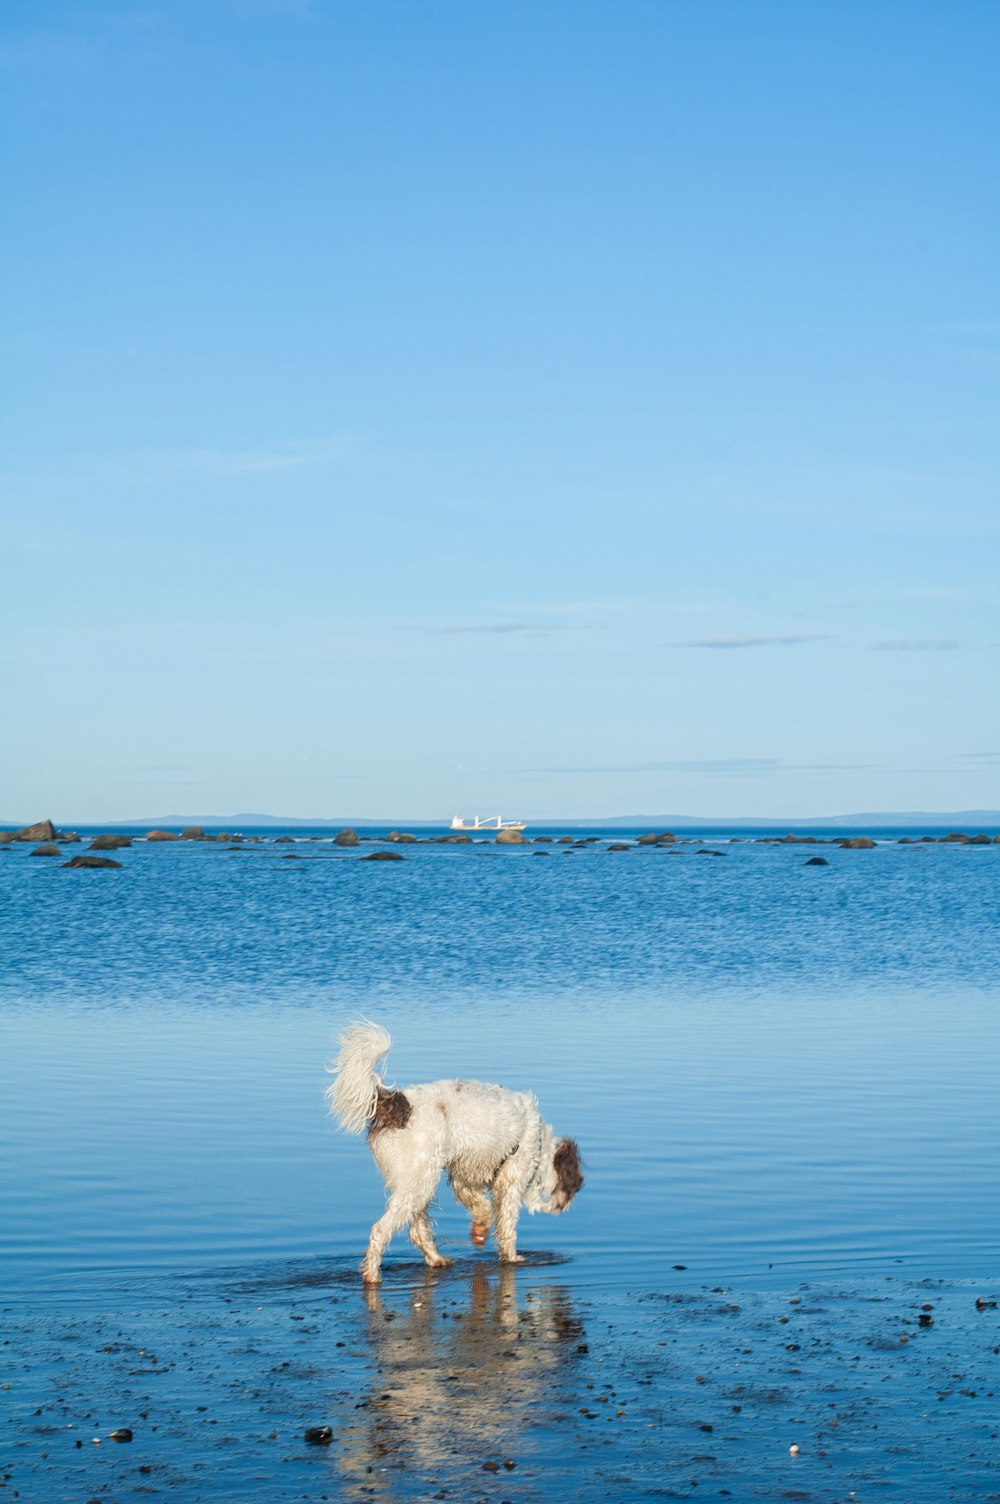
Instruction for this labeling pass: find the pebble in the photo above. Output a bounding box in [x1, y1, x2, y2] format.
[304, 1425, 333, 1445]
[789, 1443, 800, 1455]
[108, 1428, 133, 1443]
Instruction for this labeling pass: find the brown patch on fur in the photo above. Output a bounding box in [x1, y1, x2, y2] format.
[369, 1087, 412, 1135]
[554, 1138, 584, 1202]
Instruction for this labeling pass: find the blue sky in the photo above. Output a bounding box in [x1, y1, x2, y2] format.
[3, 0, 998, 821]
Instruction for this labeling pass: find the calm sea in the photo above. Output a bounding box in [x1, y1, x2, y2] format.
[2, 825, 998, 1299]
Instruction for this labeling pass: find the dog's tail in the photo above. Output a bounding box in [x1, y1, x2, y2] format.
[326, 1020, 391, 1133]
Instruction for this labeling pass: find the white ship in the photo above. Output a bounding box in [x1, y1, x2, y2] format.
[449, 815, 526, 832]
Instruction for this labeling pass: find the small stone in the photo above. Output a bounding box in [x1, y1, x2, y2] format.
[304, 1425, 333, 1445]
[108, 1428, 132, 1442]
[789, 1443, 800, 1455]
[482, 1460, 501, 1471]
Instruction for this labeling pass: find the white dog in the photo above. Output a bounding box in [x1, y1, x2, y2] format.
[328, 1021, 583, 1284]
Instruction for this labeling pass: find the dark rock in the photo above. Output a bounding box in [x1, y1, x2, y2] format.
[975, 1297, 997, 1311]
[533, 835, 553, 843]
[967, 833, 990, 844]
[180, 826, 205, 840]
[62, 855, 122, 869]
[145, 830, 178, 841]
[13, 819, 58, 842]
[939, 832, 970, 843]
[213, 832, 234, 842]
[918, 1313, 934, 1327]
[533, 850, 551, 856]
[637, 833, 659, 846]
[607, 843, 631, 852]
[696, 849, 724, 856]
[88, 834, 132, 850]
[334, 828, 359, 846]
[837, 837, 876, 849]
[360, 851, 405, 861]
[30, 844, 62, 856]
[805, 856, 829, 866]
[281, 853, 302, 859]
[108, 1428, 133, 1443]
[274, 836, 294, 843]
[304, 1425, 333, 1445]
[434, 833, 471, 843]
[496, 828, 527, 844]
[385, 831, 417, 843]
[556, 836, 575, 843]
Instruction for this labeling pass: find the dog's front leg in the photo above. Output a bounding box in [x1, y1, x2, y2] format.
[491, 1147, 532, 1265]
[448, 1173, 493, 1248]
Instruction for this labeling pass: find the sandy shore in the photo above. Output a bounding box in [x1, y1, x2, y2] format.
[3, 1252, 998, 1502]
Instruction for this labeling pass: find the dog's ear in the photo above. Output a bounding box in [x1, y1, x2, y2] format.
[554, 1138, 584, 1202]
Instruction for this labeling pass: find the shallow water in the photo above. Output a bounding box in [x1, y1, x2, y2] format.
[3, 827, 1000, 1500]
[2, 827, 998, 1293]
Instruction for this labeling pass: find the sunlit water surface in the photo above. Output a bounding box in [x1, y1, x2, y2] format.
[2, 828, 998, 1299]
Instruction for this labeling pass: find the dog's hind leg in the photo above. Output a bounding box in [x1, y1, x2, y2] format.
[448, 1173, 493, 1247]
[361, 1163, 442, 1284]
[408, 1210, 452, 1269]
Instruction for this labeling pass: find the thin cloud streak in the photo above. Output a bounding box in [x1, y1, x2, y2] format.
[503, 759, 879, 778]
[677, 634, 828, 650]
[873, 639, 965, 652]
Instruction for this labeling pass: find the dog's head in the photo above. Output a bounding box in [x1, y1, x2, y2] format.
[524, 1130, 584, 1215]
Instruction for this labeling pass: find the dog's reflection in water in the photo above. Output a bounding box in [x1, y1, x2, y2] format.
[335, 1266, 586, 1498]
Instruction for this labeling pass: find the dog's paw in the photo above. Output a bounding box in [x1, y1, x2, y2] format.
[361, 1270, 382, 1285]
[498, 1252, 524, 1265]
[470, 1222, 490, 1247]
[425, 1254, 453, 1268]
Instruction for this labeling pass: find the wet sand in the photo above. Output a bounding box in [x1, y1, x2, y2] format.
[4, 1252, 999, 1503]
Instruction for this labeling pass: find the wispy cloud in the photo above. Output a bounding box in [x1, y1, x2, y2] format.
[1, 435, 362, 493]
[677, 634, 827, 650]
[873, 638, 965, 652]
[506, 759, 877, 777]
[425, 621, 579, 637]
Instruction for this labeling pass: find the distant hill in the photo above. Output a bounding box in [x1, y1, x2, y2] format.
[5, 810, 1000, 830]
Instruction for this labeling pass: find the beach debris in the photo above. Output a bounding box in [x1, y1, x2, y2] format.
[975, 1297, 997, 1311]
[304, 1425, 333, 1445]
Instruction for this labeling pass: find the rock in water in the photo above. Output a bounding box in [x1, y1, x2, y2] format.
[62, 855, 123, 870]
[89, 834, 132, 851]
[13, 819, 58, 842]
[805, 856, 829, 866]
[334, 828, 359, 846]
[145, 830, 178, 841]
[360, 851, 405, 861]
[496, 829, 527, 844]
[30, 844, 62, 856]
[837, 837, 876, 849]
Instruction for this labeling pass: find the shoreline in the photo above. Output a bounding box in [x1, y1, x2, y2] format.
[5, 1253, 999, 1502]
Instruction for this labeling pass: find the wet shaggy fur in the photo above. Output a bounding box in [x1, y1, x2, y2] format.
[327, 1021, 584, 1284]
